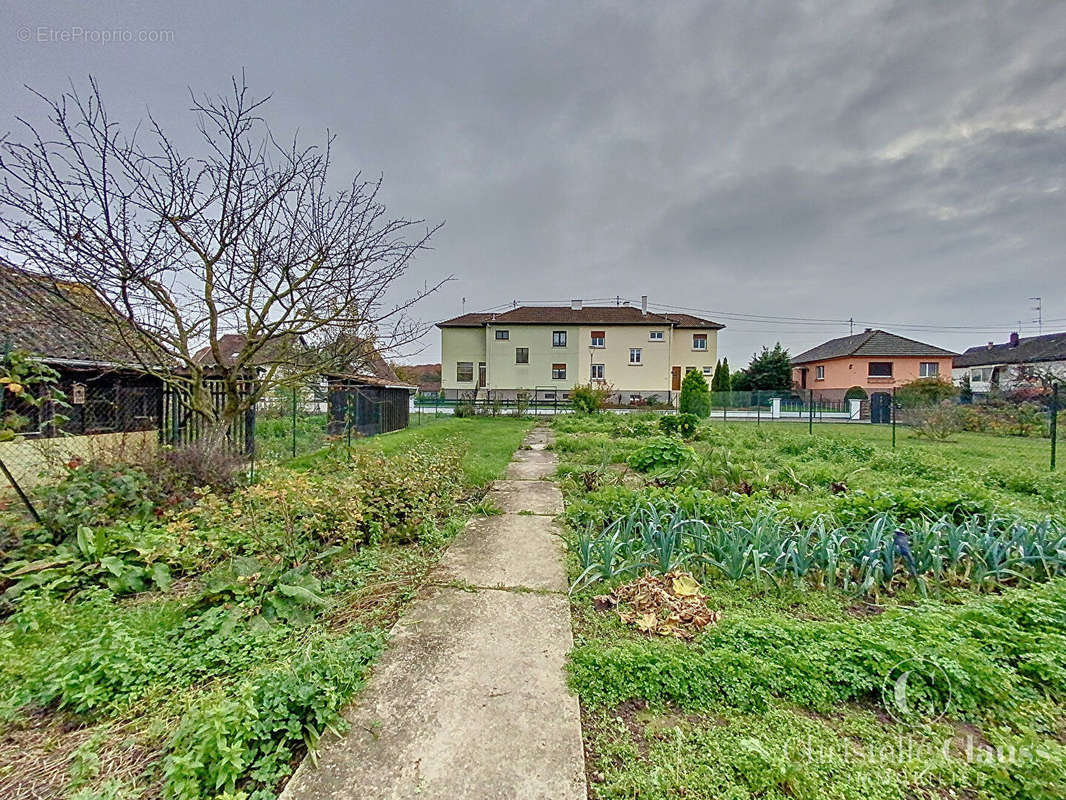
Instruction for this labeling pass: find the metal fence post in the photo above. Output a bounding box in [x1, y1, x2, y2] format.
[808, 389, 814, 435]
[891, 387, 897, 448]
[346, 395, 354, 461]
[1051, 383, 1059, 472]
[291, 386, 298, 459]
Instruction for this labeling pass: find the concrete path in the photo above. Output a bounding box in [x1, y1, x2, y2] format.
[281, 426, 586, 800]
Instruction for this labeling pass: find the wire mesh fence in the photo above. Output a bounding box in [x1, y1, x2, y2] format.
[0, 368, 420, 508]
[0, 373, 167, 498]
[250, 383, 413, 463]
[0, 361, 265, 523]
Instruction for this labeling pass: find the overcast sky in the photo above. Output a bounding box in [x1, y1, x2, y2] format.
[3, 1, 1065, 365]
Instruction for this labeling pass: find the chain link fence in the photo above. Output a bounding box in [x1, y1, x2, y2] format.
[0, 375, 167, 501]
[251, 382, 414, 463]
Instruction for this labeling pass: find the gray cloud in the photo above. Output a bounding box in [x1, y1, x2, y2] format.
[2, 0, 1065, 363]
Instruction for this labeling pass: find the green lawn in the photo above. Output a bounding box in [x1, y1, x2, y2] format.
[289, 415, 532, 486]
[0, 416, 532, 799]
[254, 412, 330, 461]
[552, 414, 1066, 800]
[796, 419, 1057, 465]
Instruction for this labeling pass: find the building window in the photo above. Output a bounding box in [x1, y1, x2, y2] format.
[629, 394, 642, 404]
[456, 362, 474, 382]
[542, 391, 556, 400]
[649, 330, 664, 341]
[552, 363, 567, 380]
[685, 366, 696, 374]
[590, 330, 605, 348]
[495, 329, 509, 340]
[868, 362, 893, 378]
[971, 367, 994, 383]
[629, 348, 642, 364]
[590, 363, 604, 380]
[552, 330, 567, 347]
[692, 334, 707, 351]
[816, 365, 825, 380]
[515, 347, 529, 364]
[919, 362, 939, 378]
[702, 366, 713, 376]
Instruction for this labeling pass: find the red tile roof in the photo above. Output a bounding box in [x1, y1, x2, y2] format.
[193, 333, 403, 383]
[438, 306, 723, 329]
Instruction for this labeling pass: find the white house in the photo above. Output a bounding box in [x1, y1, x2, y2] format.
[953, 331, 1066, 394]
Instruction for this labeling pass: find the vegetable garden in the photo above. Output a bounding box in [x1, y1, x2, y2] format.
[555, 414, 1066, 799]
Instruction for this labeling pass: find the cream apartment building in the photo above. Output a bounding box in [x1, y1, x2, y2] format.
[438, 300, 723, 404]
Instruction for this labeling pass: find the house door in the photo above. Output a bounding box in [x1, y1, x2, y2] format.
[478, 362, 486, 387]
[870, 392, 892, 424]
[671, 366, 682, 391]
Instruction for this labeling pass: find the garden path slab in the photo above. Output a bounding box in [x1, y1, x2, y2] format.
[435, 513, 567, 591]
[281, 425, 585, 800]
[522, 428, 551, 450]
[505, 449, 556, 479]
[487, 479, 564, 514]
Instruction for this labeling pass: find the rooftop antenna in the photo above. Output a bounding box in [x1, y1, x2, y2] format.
[615, 295, 621, 307]
[462, 297, 466, 314]
[1029, 297, 1042, 334]
[849, 317, 854, 335]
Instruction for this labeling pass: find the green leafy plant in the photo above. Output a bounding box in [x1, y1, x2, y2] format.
[199, 556, 330, 627]
[895, 377, 958, 408]
[627, 437, 695, 473]
[35, 462, 160, 538]
[658, 413, 700, 438]
[161, 630, 383, 799]
[571, 382, 611, 414]
[1, 521, 177, 606]
[0, 349, 68, 440]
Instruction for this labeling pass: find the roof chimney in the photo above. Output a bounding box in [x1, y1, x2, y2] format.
[987, 341, 994, 349]
[1009, 331, 1020, 347]
[641, 295, 648, 316]
[864, 328, 872, 333]
[571, 299, 582, 311]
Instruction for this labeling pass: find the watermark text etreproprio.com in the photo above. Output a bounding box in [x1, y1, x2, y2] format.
[17, 26, 175, 44]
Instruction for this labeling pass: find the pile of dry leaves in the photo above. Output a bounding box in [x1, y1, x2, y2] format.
[594, 571, 721, 639]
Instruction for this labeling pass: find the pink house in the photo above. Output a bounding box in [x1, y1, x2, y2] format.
[791, 329, 956, 421]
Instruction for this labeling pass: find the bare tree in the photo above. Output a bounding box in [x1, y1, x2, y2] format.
[1014, 364, 1066, 391]
[0, 75, 445, 434]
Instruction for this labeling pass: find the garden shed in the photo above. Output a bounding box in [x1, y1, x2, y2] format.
[326, 374, 415, 437]
[0, 264, 168, 487]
